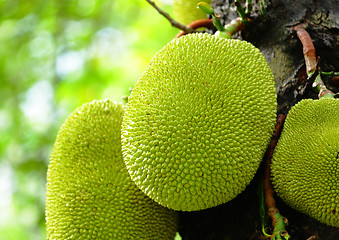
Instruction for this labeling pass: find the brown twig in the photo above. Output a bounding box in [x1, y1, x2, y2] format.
[145, 0, 194, 34]
[293, 24, 317, 75]
[294, 25, 335, 98]
[313, 58, 335, 98]
[264, 114, 285, 208]
[263, 114, 289, 239]
[175, 19, 214, 38]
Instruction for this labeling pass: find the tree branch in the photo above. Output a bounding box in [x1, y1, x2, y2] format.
[264, 114, 285, 209]
[263, 114, 290, 239]
[145, 0, 194, 33]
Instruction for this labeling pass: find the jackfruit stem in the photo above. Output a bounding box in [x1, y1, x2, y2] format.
[146, 0, 194, 34]
[264, 114, 286, 208]
[198, 2, 225, 32]
[175, 19, 214, 38]
[268, 208, 290, 240]
[263, 114, 290, 240]
[217, 1, 252, 39]
[319, 72, 339, 97]
[198, 2, 252, 39]
[313, 74, 335, 99]
[220, 17, 245, 39]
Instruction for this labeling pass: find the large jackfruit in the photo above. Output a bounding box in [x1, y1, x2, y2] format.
[46, 100, 178, 239]
[122, 33, 277, 211]
[271, 98, 339, 227]
[173, 0, 211, 25]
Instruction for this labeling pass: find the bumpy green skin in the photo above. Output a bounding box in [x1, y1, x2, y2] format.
[271, 98, 339, 227]
[122, 33, 277, 211]
[46, 100, 178, 239]
[173, 0, 211, 25]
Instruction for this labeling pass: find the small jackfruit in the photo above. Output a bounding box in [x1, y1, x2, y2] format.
[173, 0, 211, 25]
[46, 100, 178, 239]
[122, 33, 277, 211]
[271, 98, 339, 227]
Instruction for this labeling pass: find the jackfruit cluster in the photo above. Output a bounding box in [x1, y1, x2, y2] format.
[46, 100, 178, 239]
[271, 98, 339, 227]
[173, 0, 211, 25]
[122, 33, 277, 211]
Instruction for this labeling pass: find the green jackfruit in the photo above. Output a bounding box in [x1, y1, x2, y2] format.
[271, 98, 339, 227]
[46, 100, 178, 239]
[173, 0, 211, 25]
[122, 33, 277, 211]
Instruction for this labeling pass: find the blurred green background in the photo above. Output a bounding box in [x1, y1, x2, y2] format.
[0, 0, 178, 239]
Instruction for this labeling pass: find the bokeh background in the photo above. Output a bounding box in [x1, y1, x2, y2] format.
[0, 0, 178, 239]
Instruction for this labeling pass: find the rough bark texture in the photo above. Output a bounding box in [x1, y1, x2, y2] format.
[178, 0, 339, 239]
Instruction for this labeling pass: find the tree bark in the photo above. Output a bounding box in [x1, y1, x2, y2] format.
[178, 0, 339, 239]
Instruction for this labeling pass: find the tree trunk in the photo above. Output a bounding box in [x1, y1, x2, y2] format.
[178, 0, 339, 239]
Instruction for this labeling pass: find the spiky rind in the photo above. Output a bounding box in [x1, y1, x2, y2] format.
[122, 33, 277, 211]
[46, 99, 178, 239]
[272, 98, 339, 227]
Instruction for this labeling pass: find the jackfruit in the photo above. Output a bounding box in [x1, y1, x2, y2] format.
[122, 33, 277, 211]
[46, 100, 178, 239]
[173, 0, 211, 25]
[271, 98, 339, 227]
